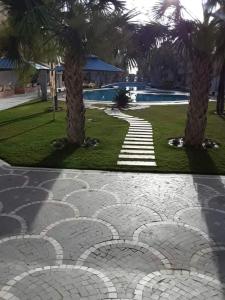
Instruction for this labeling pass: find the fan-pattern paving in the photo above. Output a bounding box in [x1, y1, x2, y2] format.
[0, 162, 225, 299]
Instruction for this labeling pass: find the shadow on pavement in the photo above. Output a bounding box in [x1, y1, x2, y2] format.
[0, 163, 64, 237]
[186, 148, 225, 297]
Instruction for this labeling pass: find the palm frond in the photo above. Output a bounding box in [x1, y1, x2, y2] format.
[153, 0, 183, 22]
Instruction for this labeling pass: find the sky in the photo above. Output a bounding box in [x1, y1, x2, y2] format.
[126, 0, 204, 23]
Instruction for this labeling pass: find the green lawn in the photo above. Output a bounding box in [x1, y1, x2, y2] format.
[127, 103, 225, 174]
[0, 99, 224, 174]
[0, 100, 128, 170]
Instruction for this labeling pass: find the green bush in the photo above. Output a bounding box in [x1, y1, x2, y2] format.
[113, 89, 130, 108]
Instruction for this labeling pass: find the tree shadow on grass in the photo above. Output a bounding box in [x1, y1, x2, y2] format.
[186, 148, 225, 296]
[0, 120, 53, 142]
[0, 111, 51, 127]
[218, 115, 225, 121]
[35, 142, 79, 168]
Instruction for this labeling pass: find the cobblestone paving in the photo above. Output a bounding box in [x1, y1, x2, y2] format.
[0, 162, 225, 299]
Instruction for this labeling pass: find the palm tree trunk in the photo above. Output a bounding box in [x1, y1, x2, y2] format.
[184, 55, 211, 147]
[64, 52, 85, 145]
[216, 61, 225, 115]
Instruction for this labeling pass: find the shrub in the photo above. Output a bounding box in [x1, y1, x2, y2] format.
[113, 89, 130, 108]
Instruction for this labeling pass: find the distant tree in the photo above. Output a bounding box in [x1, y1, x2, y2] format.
[0, 0, 127, 145]
[154, 0, 225, 147]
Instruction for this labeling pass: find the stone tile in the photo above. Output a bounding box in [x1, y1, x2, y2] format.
[129, 130, 153, 133]
[126, 134, 153, 138]
[46, 219, 114, 263]
[0, 237, 58, 288]
[119, 155, 155, 160]
[65, 189, 118, 217]
[0, 164, 225, 299]
[120, 150, 155, 154]
[0, 187, 50, 213]
[8, 267, 111, 300]
[122, 145, 154, 149]
[125, 138, 153, 142]
[83, 243, 164, 299]
[124, 141, 153, 145]
[117, 161, 157, 166]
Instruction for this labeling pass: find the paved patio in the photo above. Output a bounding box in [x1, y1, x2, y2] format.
[0, 93, 39, 111]
[0, 162, 225, 299]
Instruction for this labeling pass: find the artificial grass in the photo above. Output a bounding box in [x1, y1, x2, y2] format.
[127, 102, 225, 175]
[0, 100, 128, 170]
[0, 99, 224, 174]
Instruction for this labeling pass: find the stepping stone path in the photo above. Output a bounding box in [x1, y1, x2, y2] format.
[105, 109, 157, 167]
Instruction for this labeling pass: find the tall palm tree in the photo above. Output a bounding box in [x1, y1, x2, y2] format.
[154, 0, 223, 147]
[0, 0, 126, 145]
[111, 22, 169, 81]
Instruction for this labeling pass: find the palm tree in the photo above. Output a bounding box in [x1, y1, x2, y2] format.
[154, 0, 224, 147]
[0, 0, 126, 145]
[133, 23, 169, 82]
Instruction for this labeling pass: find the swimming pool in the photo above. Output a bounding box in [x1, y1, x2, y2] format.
[102, 82, 147, 90]
[83, 87, 189, 102]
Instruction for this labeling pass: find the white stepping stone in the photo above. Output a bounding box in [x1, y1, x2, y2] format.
[117, 161, 157, 166]
[129, 130, 153, 133]
[130, 122, 151, 127]
[121, 150, 155, 154]
[126, 135, 153, 138]
[129, 130, 153, 132]
[130, 128, 152, 130]
[119, 154, 155, 159]
[129, 128, 152, 130]
[122, 145, 154, 149]
[130, 125, 152, 127]
[130, 122, 151, 124]
[110, 112, 157, 168]
[127, 133, 152, 135]
[130, 124, 150, 126]
[127, 132, 152, 135]
[124, 141, 153, 145]
[125, 138, 153, 141]
[129, 122, 149, 124]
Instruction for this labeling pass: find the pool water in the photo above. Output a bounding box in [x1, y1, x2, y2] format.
[83, 87, 189, 102]
[102, 82, 147, 90]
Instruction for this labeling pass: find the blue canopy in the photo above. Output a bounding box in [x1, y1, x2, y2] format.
[0, 58, 14, 70]
[0, 58, 50, 70]
[55, 55, 123, 73]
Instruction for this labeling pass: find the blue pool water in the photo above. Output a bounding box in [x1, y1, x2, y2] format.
[102, 82, 147, 90]
[84, 88, 118, 101]
[83, 87, 189, 102]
